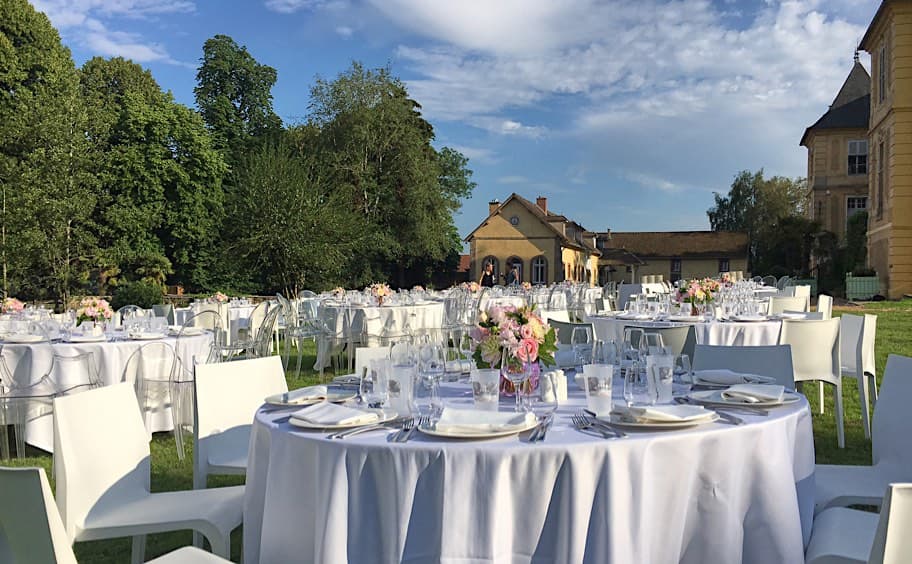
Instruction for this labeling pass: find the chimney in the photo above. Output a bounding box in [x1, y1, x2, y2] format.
[536, 196, 548, 213]
[488, 199, 500, 215]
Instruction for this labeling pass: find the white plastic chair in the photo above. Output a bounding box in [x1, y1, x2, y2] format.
[806, 482, 912, 564]
[52, 383, 243, 562]
[779, 318, 843, 447]
[692, 344, 795, 387]
[818, 294, 834, 320]
[0, 466, 231, 564]
[784, 310, 825, 320]
[769, 295, 809, 314]
[841, 314, 879, 440]
[815, 354, 912, 515]
[193, 355, 287, 491]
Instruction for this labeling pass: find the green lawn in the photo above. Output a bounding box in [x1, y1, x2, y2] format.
[2, 303, 910, 562]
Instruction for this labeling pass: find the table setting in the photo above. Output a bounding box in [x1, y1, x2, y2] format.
[244, 303, 815, 563]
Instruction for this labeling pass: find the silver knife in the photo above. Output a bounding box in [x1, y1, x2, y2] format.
[536, 414, 555, 442]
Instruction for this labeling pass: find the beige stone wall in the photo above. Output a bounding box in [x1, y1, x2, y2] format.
[609, 257, 748, 282]
[866, 3, 912, 298]
[560, 247, 599, 285]
[806, 129, 870, 240]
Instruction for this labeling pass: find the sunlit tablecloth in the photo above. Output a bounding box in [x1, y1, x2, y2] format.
[586, 315, 782, 347]
[244, 381, 813, 564]
[2, 333, 212, 452]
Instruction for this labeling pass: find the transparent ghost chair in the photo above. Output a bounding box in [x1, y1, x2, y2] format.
[123, 342, 178, 440]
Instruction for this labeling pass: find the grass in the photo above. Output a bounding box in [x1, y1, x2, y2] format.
[3, 302, 911, 562]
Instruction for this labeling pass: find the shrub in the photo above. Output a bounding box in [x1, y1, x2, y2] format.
[111, 281, 164, 310]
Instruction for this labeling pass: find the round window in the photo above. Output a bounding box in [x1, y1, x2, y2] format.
[509, 215, 520, 225]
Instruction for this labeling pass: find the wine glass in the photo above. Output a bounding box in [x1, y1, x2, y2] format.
[361, 358, 390, 409]
[531, 370, 559, 425]
[570, 326, 592, 370]
[419, 341, 446, 416]
[501, 346, 531, 413]
[672, 354, 693, 396]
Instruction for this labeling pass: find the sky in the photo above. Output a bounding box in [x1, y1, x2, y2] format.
[32, 0, 881, 241]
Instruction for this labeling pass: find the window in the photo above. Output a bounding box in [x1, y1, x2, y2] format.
[847, 197, 867, 221]
[531, 256, 547, 285]
[670, 258, 682, 283]
[879, 44, 887, 103]
[506, 257, 523, 283]
[718, 259, 730, 273]
[815, 200, 824, 221]
[877, 141, 885, 219]
[848, 140, 868, 175]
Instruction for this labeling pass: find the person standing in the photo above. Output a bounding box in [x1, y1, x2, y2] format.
[505, 265, 519, 286]
[479, 262, 496, 287]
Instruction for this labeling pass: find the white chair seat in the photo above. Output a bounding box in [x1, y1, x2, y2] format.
[805, 507, 878, 564]
[206, 428, 251, 471]
[81, 485, 244, 542]
[148, 546, 235, 564]
[815, 464, 908, 513]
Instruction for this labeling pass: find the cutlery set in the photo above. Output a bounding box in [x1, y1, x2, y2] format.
[571, 411, 627, 438]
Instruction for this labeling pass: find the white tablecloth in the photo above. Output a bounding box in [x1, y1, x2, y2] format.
[2, 333, 212, 452]
[316, 302, 446, 369]
[244, 382, 814, 563]
[586, 315, 782, 347]
[479, 295, 527, 310]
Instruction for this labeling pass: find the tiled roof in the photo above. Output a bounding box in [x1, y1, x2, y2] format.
[800, 94, 870, 146]
[598, 231, 749, 259]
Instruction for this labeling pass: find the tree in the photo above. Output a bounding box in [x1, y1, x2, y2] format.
[308, 63, 475, 287]
[0, 0, 97, 304]
[80, 57, 227, 292]
[224, 138, 364, 294]
[708, 170, 806, 272]
[194, 35, 283, 163]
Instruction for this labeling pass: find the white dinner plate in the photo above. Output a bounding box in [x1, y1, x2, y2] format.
[615, 313, 653, 320]
[168, 327, 204, 336]
[130, 333, 165, 341]
[687, 389, 802, 408]
[692, 373, 777, 386]
[264, 389, 356, 407]
[331, 373, 361, 386]
[417, 418, 539, 439]
[65, 335, 108, 343]
[287, 408, 396, 430]
[603, 412, 720, 430]
[730, 315, 769, 322]
[667, 315, 703, 322]
[2, 334, 46, 343]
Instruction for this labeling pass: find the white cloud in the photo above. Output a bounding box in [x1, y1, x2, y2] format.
[625, 172, 680, 192]
[335, 25, 354, 38]
[33, 0, 192, 65]
[264, 0, 323, 13]
[450, 145, 498, 164]
[468, 116, 546, 138]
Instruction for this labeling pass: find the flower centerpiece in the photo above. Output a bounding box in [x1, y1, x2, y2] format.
[460, 281, 480, 293]
[331, 286, 345, 299]
[368, 282, 392, 305]
[1, 297, 24, 314]
[412, 284, 424, 292]
[521, 281, 532, 290]
[676, 278, 721, 315]
[210, 291, 228, 304]
[76, 297, 113, 325]
[471, 305, 558, 395]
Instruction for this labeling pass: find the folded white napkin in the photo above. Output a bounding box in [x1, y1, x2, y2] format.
[290, 401, 378, 426]
[693, 369, 772, 385]
[721, 384, 785, 403]
[281, 385, 328, 405]
[434, 408, 536, 435]
[614, 404, 714, 423]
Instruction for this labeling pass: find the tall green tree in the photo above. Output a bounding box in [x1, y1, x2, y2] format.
[194, 34, 282, 163]
[707, 170, 806, 272]
[0, 0, 97, 304]
[308, 63, 474, 287]
[81, 56, 226, 292]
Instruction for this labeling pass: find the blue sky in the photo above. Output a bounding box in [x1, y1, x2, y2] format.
[34, 0, 880, 240]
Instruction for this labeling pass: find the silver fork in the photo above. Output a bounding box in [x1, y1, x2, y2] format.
[579, 412, 628, 438]
[571, 414, 615, 438]
[390, 417, 415, 442]
[399, 416, 428, 443]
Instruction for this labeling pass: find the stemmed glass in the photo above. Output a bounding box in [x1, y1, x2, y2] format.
[501, 346, 531, 413]
[361, 358, 390, 409]
[419, 340, 446, 417]
[570, 326, 592, 370]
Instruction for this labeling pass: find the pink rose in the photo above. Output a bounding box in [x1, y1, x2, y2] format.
[520, 324, 534, 340]
[515, 338, 539, 363]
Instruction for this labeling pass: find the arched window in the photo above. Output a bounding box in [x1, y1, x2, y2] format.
[482, 256, 499, 281]
[531, 256, 548, 285]
[506, 256, 523, 284]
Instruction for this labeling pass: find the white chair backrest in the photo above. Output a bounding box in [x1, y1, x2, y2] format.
[778, 318, 840, 384]
[194, 356, 287, 442]
[817, 294, 833, 319]
[541, 309, 570, 324]
[869, 483, 912, 564]
[769, 295, 810, 314]
[872, 355, 912, 467]
[0, 467, 78, 564]
[839, 313, 877, 377]
[783, 310, 824, 320]
[793, 285, 811, 299]
[354, 346, 390, 377]
[53, 383, 151, 541]
[692, 344, 795, 387]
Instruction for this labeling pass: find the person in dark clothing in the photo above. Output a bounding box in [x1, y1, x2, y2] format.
[505, 266, 519, 286]
[479, 262, 496, 287]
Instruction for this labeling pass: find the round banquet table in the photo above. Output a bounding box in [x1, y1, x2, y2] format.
[315, 301, 445, 369]
[586, 315, 782, 347]
[2, 333, 212, 452]
[243, 381, 814, 564]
